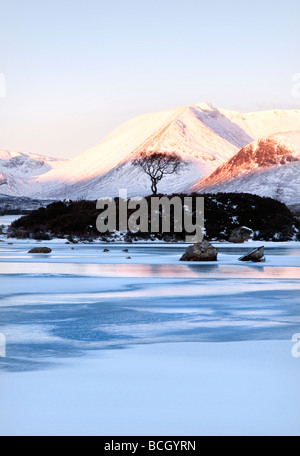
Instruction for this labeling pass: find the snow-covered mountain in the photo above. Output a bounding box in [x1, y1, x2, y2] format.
[0, 150, 66, 197]
[33, 103, 244, 199]
[0, 150, 65, 175]
[1, 103, 300, 200]
[193, 131, 300, 205]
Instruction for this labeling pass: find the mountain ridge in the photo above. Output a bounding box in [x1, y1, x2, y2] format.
[1, 103, 300, 201]
[193, 131, 300, 205]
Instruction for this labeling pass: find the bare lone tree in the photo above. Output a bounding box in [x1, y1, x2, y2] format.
[132, 151, 184, 195]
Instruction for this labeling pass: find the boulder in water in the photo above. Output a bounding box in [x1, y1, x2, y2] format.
[28, 247, 52, 254]
[180, 241, 218, 262]
[239, 246, 265, 262]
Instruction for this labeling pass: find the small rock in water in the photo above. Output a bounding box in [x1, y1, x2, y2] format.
[28, 247, 52, 254]
[103, 249, 110, 252]
[239, 246, 265, 262]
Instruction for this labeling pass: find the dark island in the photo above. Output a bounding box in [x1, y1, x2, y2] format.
[6, 193, 300, 243]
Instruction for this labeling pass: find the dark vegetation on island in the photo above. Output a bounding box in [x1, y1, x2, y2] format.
[7, 193, 300, 242]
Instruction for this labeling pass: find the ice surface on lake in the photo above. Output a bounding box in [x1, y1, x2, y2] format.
[0, 222, 299, 435]
[0, 215, 22, 227]
[1, 341, 299, 436]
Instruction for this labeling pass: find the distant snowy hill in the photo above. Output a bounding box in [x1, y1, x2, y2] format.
[0, 150, 64, 175]
[193, 131, 300, 206]
[0, 150, 66, 197]
[0, 193, 54, 214]
[1, 103, 300, 200]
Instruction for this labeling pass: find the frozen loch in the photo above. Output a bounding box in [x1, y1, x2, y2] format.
[0, 223, 299, 436]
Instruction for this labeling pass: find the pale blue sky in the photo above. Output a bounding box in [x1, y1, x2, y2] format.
[0, 0, 299, 158]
